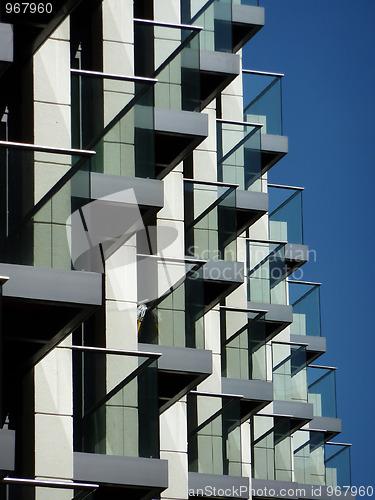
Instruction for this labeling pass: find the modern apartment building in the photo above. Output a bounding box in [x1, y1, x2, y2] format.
[0, 1, 353, 499]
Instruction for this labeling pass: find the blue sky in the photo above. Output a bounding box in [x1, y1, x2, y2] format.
[243, 0, 375, 492]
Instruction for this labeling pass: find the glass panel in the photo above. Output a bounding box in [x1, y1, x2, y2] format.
[221, 309, 267, 381]
[272, 343, 308, 402]
[135, 21, 201, 112]
[293, 431, 326, 485]
[243, 72, 283, 135]
[73, 349, 159, 459]
[308, 366, 337, 418]
[0, 78, 156, 270]
[72, 73, 156, 178]
[325, 444, 352, 487]
[185, 181, 237, 261]
[138, 262, 205, 348]
[289, 282, 322, 337]
[0, 146, 90, 270]
[188, 394, 242, 476]
[247, 241, 287, 304]
[182, 0, 233, 53]
[182, 0, 259, 52]
[252, 415, 293, 481]
[217, 121, 262, 191]
[268, 186, 304, 244]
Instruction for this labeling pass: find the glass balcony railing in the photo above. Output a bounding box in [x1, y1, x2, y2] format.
[247, 240, 287, 304]
[217, 120, 263, 192]
[0, 142, 93, 269]
[294, 431, 327, 486]
[185, 180, 237, 261]
[135, 19, 201, 112]
[71, 71, 156, 178]
[243, 70, 283, 135]
[308, 366, 337, 419]
[221, 308, 267, 381]
[0, 75, 158, 271]
[252, 414, 294, 482]
[72, 347, 159, 459]
[137, 258, 206, 348]
[182, 0, 259, 54]
[188, 393, 242, 476]
[268, 184, 304, 245]
[294, 432, 352, 487]
[272, 342, 308, 403]
[289, 281, 322, 337]
[325, 443, 352, 487]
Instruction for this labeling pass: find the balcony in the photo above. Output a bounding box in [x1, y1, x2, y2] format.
[221, 307, 273, 415]
[288, 281, 326, 362]
[243, 70, 288, 172]
[272, 342, 308, 403]
[253, 436, 354, 499]
[71, 70, 165, 231]
[72, 346, 168, 496]
[188, 391, 249, 497]
[217, 120, 268, 234]
[247, 240, 288, 305]
[307, 366, 341, 440]
[0, 139, 159, 273]
[268, 184, 309, 272]
[293, 431, 353, 491]
[247, 240, 293, 338]
[325, 442, 352, 488]
[182, 0, 264, 54]
[182, 0, 264, 109]
[271, 342, 314, 430]
[137, 256, 212, 411]
[0, 142, 106, 419]
[185, 179, 244, 309]
[134, 19, 209, 171]
[269, 185, 304, 244]
[252, 414, 304, 483]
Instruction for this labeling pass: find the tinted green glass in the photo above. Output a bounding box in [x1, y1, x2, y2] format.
[325, 443, 352, 487]
[217, 121, 262, 191]
[0, 145, 89, 270]
[289, 282, 322, 337]
[135, 21, 201, 112]
[182, 0, 259, 52]
[252, 415, 293, 481]
[72, 73, 156, 178]
[247, 241, 287, 304]
[221, 309, 267, 381]
[272, 343, 308, 402]
[308, 366, 337, 418]
[188, 394, 242, 476]
[182, 0, 233, 53]
[269, 186, 304, 244]
[138, 264, 205, 348]
[293, 431, 326, 485]
[74, 350, 159, 459]
[185, 181, 237, 261]
[243, 72, 283, 135]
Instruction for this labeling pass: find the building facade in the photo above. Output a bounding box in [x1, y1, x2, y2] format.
[0, 0, 353, 499]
